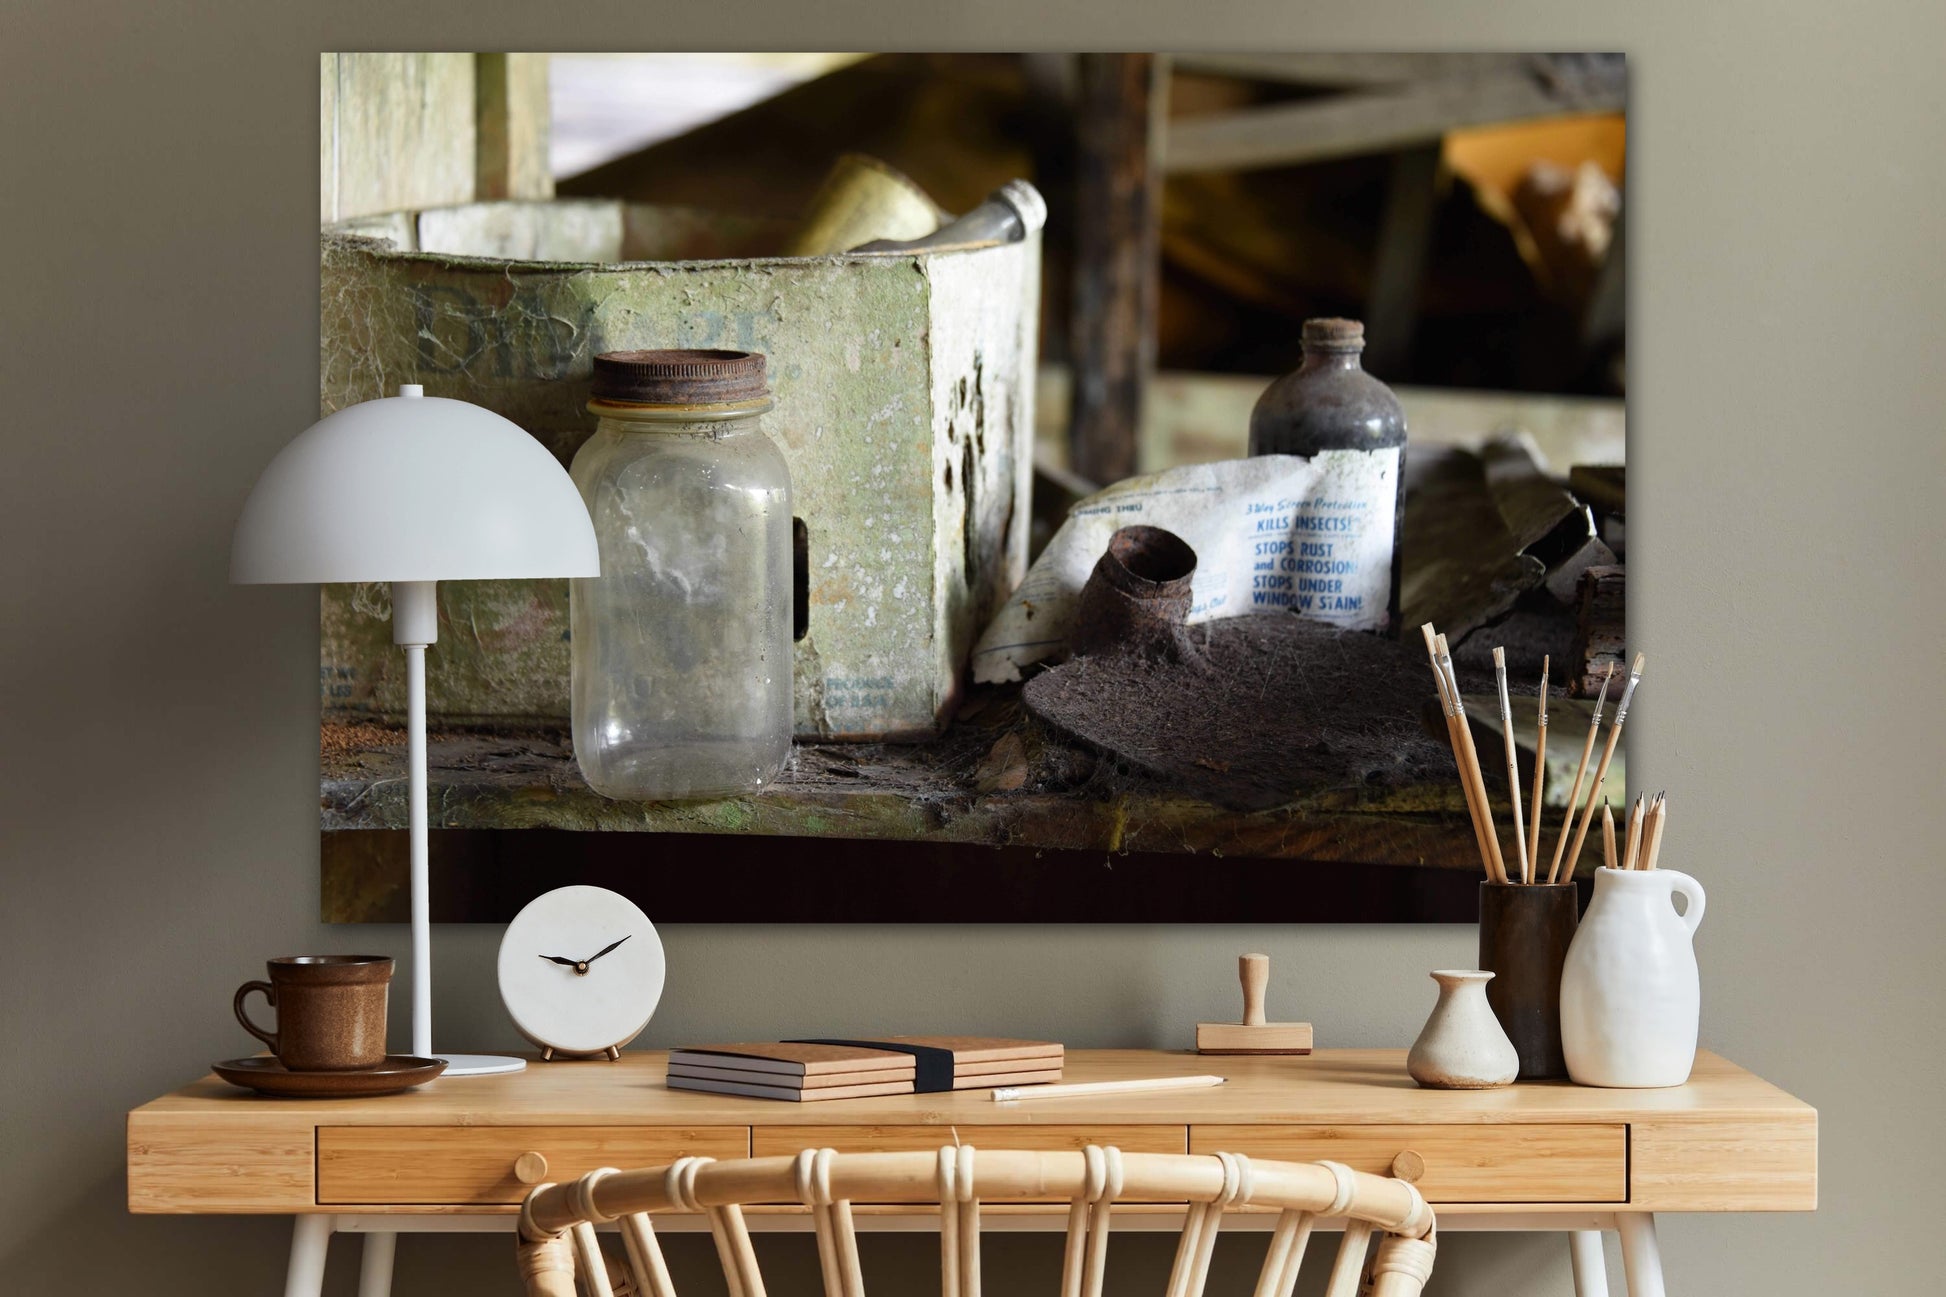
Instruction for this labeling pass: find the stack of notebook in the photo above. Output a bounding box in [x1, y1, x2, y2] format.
[666, 1036, 1064, 1102]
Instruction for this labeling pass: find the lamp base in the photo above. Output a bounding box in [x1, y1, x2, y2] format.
[434, 1053, 528, 1078]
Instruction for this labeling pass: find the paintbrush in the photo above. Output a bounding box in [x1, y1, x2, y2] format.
[1602, 803, 1619, 872]
[1622, 794, 1645, 870]
[1547, 663, 1614, 883]
[1493, 647, 1530, 883]
[1437, 632, 1509, 884]
[1562, 652, 1647, 882]
[1421, 623, 1497, 881]
[1529, 656, 1549, 876]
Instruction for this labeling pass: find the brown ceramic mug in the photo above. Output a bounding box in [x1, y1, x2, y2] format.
[234, 956, 393, 1071]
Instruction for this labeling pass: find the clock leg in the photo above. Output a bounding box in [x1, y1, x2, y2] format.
[283, 1215, 332, 1297]
[358, 1231, 397, 1297]
[542, 1047, 554, 1062]
[606, 1045, 621, 1061]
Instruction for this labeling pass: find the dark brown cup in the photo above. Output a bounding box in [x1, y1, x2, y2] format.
[234, 956, 393, 1072]
[1478, 883, 1578, 1080]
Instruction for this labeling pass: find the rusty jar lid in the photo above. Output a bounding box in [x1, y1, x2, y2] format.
[591, 349, 769, 406]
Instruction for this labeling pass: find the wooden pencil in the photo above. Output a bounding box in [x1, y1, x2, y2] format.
[993, 1075, 1226, 1102]
[1437, 633, 1509, 884]
[1547, 663, 1614, 883]
[1562, 652, 1646, 883]
[1642, 793, 1670, 871]
[1493, 647, 1530, 883]
[1528, 656, 1549, 876]
[1626, 786, 1642, 868]
[1422, 623, 1496, 881]
[1602, 803, 1618, 872]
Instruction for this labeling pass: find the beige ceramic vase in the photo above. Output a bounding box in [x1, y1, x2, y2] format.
[1408, 970, 1520, 1089]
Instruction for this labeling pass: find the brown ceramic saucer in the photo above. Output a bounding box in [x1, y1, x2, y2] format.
[212, 1055, 447, 1097]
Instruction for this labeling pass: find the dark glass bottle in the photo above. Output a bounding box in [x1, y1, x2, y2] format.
[1247, 318, 1407, 633]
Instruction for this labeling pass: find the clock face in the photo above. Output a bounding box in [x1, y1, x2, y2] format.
[497, 886, 665, 1056]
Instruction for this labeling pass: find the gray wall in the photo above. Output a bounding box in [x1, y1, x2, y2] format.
[3, 2, 1941, 1293]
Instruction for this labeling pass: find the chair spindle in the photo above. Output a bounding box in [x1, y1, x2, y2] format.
[513, 1143, 1435, 1297]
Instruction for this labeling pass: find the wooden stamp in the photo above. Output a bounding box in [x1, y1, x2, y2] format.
[1196, 954, 1314, 1054]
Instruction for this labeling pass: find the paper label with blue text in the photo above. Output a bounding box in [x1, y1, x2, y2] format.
[971, 451, 1397, 683]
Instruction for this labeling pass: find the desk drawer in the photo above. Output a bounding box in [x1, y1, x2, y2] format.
[317, 1126, 748, 1205]
[753, 1125, 1187, 1202]
[1192, 1124, 1625, 1204]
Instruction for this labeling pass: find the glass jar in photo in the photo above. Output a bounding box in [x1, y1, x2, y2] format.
[570, 349, 793, 800]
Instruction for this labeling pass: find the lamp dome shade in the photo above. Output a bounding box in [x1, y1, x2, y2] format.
[231, 388, 599, 584]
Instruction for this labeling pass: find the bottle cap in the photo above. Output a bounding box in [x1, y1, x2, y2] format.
[591, 350, 768, 405]
[1301, 318, 1366, 352]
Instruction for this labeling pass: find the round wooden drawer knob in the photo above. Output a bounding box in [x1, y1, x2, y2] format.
[513, 1151, 549, 1184]
[1390, 1150, 1426, 1183]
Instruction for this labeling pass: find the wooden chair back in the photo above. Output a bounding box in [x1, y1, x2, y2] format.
[515, 1145, 1436, 1297]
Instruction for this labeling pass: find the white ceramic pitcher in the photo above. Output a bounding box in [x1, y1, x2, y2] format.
[1560, 867, 1707, 1087]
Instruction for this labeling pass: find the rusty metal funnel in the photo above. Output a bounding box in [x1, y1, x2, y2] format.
[1070, 525, 1198, 660]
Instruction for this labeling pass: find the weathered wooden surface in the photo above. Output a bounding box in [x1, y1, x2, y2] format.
[322, 53, 551, 224]
[1033, 367, 1626, 476]
[1481, 435, 1583, 556]
[1169, 53, 1540, 89]
[1068, 53, 1163, 485]
[321, 54, 478, 224]
[1458, 695, 1625, 810]
[1164, 55, 1626, 174]
[1568, 464, 1626, 518]
[1399, 446, 1544, 642]
[1480, 434, 1613, 603]
[1570, 565, 1626, 697]
[474, 53, 553, 203]
[320, 701, 1488, 867]
[319, 201, 1039, 740]
[1363, 143, 1442, 376]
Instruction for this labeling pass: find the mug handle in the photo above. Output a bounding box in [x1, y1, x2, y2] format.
[234, 980, 279, 1053]
[1663, 870, 1707, 936]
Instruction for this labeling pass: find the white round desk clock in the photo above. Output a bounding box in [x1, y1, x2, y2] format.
[497, 885, 665, 1060]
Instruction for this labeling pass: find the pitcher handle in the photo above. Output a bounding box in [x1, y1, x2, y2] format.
[1663, 870, 1706, 936]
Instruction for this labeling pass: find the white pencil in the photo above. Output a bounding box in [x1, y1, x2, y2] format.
[992, 1075, 1227, 1102]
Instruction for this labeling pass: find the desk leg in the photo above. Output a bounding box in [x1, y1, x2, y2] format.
[284, 1215, 332, 1297]
[1569, 1230, 1609, 1297]
[358, 1230, 397, 1297]
[1616, 1213, 1665, 1297]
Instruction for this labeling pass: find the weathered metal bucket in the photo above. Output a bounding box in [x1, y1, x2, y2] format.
[320, 199, 1040, 741]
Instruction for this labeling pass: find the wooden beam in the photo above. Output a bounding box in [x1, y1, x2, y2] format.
[1170, 53, 1532, 89]
[1581, 203, 1626, 351]
[1164, 60, 1626, 174]
[322, 53, 478, 222]
[474, 53, 553, 201]
[1069, 53, 1165, 484]
[320, 54, 337, 223]
[1363, 143, 1443, 376]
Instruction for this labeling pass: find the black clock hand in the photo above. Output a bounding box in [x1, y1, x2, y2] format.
[538, 955, 580, 967]
[582, 934, 632, 964]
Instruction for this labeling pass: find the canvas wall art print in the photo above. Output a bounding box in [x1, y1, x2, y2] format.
[318, 52, 1627, 922]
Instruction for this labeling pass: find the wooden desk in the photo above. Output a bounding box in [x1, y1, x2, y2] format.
[128, 1049, 1815, 1297]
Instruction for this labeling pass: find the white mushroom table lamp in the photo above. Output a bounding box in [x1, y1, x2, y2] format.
[231, 385, 598, 1076]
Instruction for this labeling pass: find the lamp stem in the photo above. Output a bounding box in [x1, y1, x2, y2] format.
[389, 578, 524, 1077]
[404, 639, 432, 1060]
